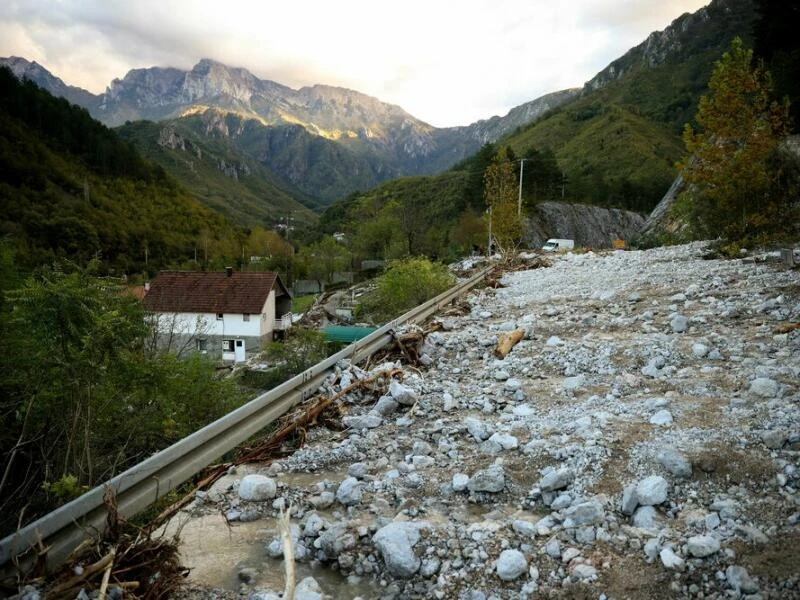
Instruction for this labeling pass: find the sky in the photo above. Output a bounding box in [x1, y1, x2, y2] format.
[0, 0, 709, 128]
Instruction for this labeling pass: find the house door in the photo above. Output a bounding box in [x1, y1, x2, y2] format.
[234, 339, 246, 363]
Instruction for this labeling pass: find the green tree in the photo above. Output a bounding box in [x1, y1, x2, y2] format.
[390, 194, 430, 257]
[459, 142, 496, 212]
[297, 236, 352, 285]
[358, 257, 455, 323]
[484, 148, 523, 254]
[0, 261, 246, 534]
[450, 211, 487, 254]
[246, 227, 294, 276]
[260, 328, 331, 385]
[350, 209, 403, 260]
[520, 147, 564, 204]
[677, 38, 794, 242]
[2, 263, 148, 485]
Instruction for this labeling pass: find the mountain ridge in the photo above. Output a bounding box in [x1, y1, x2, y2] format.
[0, 54, 578, 170]
[0, 0, 756, 214]
[584, 0, 753, 94]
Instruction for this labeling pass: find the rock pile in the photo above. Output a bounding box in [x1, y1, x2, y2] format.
[179, 243, 800, 599]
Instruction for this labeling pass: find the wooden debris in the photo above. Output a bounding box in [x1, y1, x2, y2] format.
[279, 507, 296, 600]
[774, 322, 800, 334]
[37, 489, 188, 600]
[493, 328, 525, 359]
[48, 551, 115, 596]
[237, 367, 402, 464]
[484, 276, 505, 289]
[371, 322, 442, 366]
[440, 301, 469, 317]
[96, 547, 115, 600]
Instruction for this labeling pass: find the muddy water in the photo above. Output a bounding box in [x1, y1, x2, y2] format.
[170, 464, 523, 596]
[168, 512, 380, 597]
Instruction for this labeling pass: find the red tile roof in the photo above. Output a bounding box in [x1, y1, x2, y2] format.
[143, 271, 289, 314]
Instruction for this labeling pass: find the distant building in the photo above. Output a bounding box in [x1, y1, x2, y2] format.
[143, 269, 292, 362]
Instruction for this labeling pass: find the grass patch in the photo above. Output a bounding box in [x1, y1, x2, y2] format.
[292, 294, 317, 314]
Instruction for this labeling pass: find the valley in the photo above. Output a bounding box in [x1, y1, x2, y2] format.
[0, 0, 798, 597]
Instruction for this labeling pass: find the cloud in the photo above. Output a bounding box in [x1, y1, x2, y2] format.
[0, 0, 709, 126]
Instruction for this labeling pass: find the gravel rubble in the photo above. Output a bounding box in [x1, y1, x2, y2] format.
[173, 243, 799, 599]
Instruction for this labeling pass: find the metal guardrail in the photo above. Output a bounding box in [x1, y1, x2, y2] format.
[0, 264, 494, 577]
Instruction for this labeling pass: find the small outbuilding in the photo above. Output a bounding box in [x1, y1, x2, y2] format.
[143, 269, 292, 362]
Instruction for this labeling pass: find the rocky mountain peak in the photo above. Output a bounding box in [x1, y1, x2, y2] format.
[105, 66, 185, 105]
[454, 88, 581, 145]
[3, 56, 49, 80]
[184, 58, 258, 104]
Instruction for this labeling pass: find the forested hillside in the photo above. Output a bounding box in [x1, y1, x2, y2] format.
[318, 0, 761, 245]
[117, 117, 319, 227]
[498, 0, 758, 212]
[0, 67, 241, 275]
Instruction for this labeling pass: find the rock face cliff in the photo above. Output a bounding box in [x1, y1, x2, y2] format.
[525, 202, 646, 248]
[640, 175, 687, 235]
[472, 89, 582, 143]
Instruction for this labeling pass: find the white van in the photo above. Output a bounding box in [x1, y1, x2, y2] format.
[541, 238, 575, 252]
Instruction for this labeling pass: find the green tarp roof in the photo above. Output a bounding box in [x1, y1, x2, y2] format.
[322, 325, 377, 343]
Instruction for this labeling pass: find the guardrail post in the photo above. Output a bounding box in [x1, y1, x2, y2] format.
[780, 248, 795, 267]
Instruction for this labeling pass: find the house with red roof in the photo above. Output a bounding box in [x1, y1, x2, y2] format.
[143, 268, 292, 362]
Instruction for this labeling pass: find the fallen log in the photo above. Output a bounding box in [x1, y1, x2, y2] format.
[47, 551, 115, 596]
[773, 322, 800, 334]
[494, 328, 525, 359]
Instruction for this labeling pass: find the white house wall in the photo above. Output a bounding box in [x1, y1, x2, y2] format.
[156, 311, 262, 338]
[260, 290, 277, 337]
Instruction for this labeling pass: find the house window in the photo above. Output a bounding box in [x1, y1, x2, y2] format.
[196, 338, 208, 352]
[243, 313, 250, 322]
[216, 313, 223, 320]
[222, 339, 234, 352]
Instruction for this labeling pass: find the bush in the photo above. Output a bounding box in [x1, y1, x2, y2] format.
[242, 328, 333, 390]
[358, 257, 456, 323]
[0, 262, 249, 535]
[628, 228, 689, 250]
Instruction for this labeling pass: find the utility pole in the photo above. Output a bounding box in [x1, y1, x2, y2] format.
[517, 159, 526, 216]
[561, 174, 567, 201]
